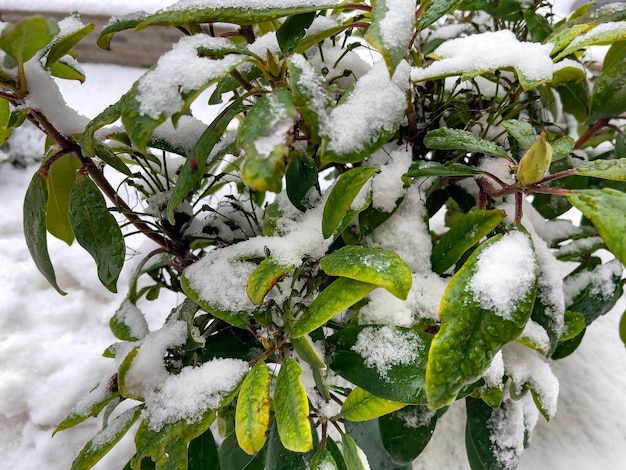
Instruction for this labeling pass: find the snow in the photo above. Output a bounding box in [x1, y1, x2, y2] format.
[563, 258, 623, 306]
[412, 30, 555, 83]
[162, 0, 343, 12]
[376, 0, 415, 50]
[351, 326, 424, 380]
[469, 231, 537, 320]
[144, 357, 248, 430]
[0, 0, 171, 15]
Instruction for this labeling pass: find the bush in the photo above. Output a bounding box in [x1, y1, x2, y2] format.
[2, 1, 626, 468]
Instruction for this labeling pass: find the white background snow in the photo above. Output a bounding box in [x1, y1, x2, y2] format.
[0, 1, 625, 469]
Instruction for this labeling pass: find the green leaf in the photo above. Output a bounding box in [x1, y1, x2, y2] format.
[49, 57, 87, 83]
[79, 99, 123, 157]
[568, 189, 626, 267]
[168, 99, 245, 224]
[0, 99, 11, 146]
[551, 136, 575, 162]
[45, 20, 95, 67]
[341, 387, 405, 422]
[69, 174, 125, 292]
[426, 232, 538, 410]
[92, 141, 133, 176]
[321, 245, 412, 299]
[404, 161, 485, 178]
[341, 434, 369, 470]
[54, 377, 119, 434]
[0, 15, 57, 65]
[502, 119, 536, 149]
[575, 158, 626, 181]
[366, 0, 416, 74]
[71, 405, 142, 470]
[236, 362, 271, 455]
[132, 410, 216, 470]
[418, 0, 463, 30]
[546, 24, 593, 57]
[265, 419, 314, 470]
[23, 171, 66, 295]
[246, 257, 295, 305]
[322, 167, 379, 239]
[238, 89, 298, 193]
[559, 310, 586, 342]
[291, 278, 377, 339]
[344, 420, 411, 470]
[326, 438, 348, 470]
[285, 150, 320, 211]
[588, 49, 626, 123]
[219, 431, 262, 470]
[277, 12, 315, 53]
[136, 2, 340, 29]
[110, 298, 148, 342]
[97, 11, 149, 50]
[424, 128, 508, 158]
[378, 406, 438, 464]
[523, 8, 553, 42]
[329, 325, 433, 404]
[274, 358, 313, 453]
[556, 79, 590, 122]
[431, 209, 505, 275]
[189, 430, 220, 470]
[46, 153, 80, 245]
[291, 335, 326, 369]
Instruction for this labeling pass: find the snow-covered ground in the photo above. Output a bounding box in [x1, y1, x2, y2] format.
[1, 1, 626, 469]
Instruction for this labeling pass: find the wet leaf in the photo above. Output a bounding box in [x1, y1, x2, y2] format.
[424, 128, 508, 158]
[379, 406, 438, 464]
[321, 245, 412, 299]
[575, 158, 626, 182]
[46, 153, 80, 245]
[341, 387, 405, 422]
[69, 174, 125, 292]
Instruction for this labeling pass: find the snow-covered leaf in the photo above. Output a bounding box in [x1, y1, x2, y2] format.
[238, 89, 298, 193]
[235, 361, 271, 455]
[71, 404, 142, 470]
[121, 35, 246, 152]
[366, 0, 416, 75]
[321, 61, 409, 164]
[45, 18, 95, 68]
[329, 325, 432, 404]
[555, 21, 626, 61]
[426, 232, 538, 410]
[311, 448, 339, 470]
[568, 189, 626, 267]
[558, 310, 586, 342]
[322, 166, 379, 239]
[132, 409, 216, 470]
[546, 24, 593, 57]
[320, 245, 412, 299]
[49, 57, 87, 83]
[69, 174, 125, 293]
[110, 298, 149, 342]
[291, 278, 377, 338]
[341, 387, 405, 422]
[431, 209, 505, 275]
[378, 406, 438, 464]
[424, 128, 508, 158]
[274, 358, 313, 453]
[136, 1, 342, 29]
[97, 11, 149, 50]
[79, 100, 123, 157]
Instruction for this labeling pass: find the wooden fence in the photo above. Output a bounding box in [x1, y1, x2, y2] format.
[0, 10, 183, 67]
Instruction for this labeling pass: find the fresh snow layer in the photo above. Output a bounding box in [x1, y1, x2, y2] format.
[0, 0, 172, 15]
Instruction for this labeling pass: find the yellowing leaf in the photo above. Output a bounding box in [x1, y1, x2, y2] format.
[274, 358, 312, 453]
[236, 361, 271, 455]
[341, 387, 405, 422]
[426, 232, 538, 410]
[247, 257, 295, 305]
